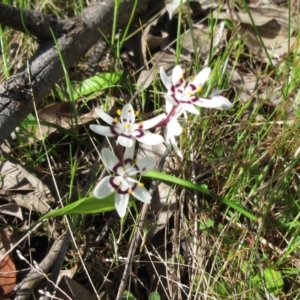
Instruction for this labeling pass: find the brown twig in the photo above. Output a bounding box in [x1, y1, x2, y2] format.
[14, 232, 68, 300]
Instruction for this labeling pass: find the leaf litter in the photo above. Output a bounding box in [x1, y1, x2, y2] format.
[1, 0, 300, 299]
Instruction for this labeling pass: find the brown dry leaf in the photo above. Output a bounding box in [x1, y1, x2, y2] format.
[0, 160, 53, 214]
[140, 8, 170, 67]
[136, 51, 185, 90]
[182, 27, 211, 57]
[215, 6, 298, 61]
[56, 276, 95, 300]
[0, 203, 23, 220]
[229, 67, 260, 103]
[32, 102, 98, 141]
[0, 229, 16, 299]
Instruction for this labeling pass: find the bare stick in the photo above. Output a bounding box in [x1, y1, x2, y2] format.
[14, 233, 67, 300]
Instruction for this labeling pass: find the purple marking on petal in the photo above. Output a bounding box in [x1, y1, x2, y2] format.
[189, 83, 197, 91]
[180, 99, 192, 104]
[112, 162, 123, 174]
[109, 176, 120, 190]
[119, 133, 132, 139]
[110, 125, 119, 135]
[124, 158, 133, 165]
[171, 95, 181, 104]
[174, 78, 184, 87]
[134, 129, 144, 139]
[118, 182, 137, 194]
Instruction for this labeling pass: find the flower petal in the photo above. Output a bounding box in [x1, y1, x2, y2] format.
[101, 148, 120, 171]
[121, 103, 135, 124]
[94, 176, 115, 199]
[132, 185, 152, 203]
[165, 93, 178, 106]
[160, 67, 172, 90]
[164, 127, 183, 158]
[171, 105, 185, 122]
[90, 124, 116, 137]
[124, 139, 136, 161]
[172, 65, 184, 85]
[135, 131, 164, 145]
[133, 157, 155, 176]
[95, 108, 115, 125]
[196, 96, 233, 110]
[141, 113, 166, 130]
[115, 193, 129, 218]
[117, 135, 134, 147]
[168, 120, 183, 136]
[191, 68, 211, 87]
[180, 103, 199, 115]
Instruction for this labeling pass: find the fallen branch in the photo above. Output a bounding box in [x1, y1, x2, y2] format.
[0, 0, 150, 145]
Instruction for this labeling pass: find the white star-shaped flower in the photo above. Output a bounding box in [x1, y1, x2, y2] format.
[160, 65, 233, 114]
[94, 146, 154, 218]
[90, 103, 165, 147]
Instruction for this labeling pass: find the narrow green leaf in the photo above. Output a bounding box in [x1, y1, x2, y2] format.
[144, 170, 257, 221]
[39, 196, 115, 220]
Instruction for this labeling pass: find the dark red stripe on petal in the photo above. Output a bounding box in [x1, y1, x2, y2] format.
[111, 125, 119, 136]
[117, 182, 137, 194]
[134, 130, 144, 139]
[112, 163, 123, 173]
[109, 176, 120, 189]
[189, 83, 196, 91]
[124, 158, 134, 165]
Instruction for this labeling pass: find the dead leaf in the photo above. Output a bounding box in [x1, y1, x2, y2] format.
[229, 67, 259, 103]
[0, 203, 23, 220]
[0, 159, 54, 214]
[0, 229, 16, 299]
[56, 276, 96, 300]
[33, 102, 98, 141]
[214, 6, 298, 61]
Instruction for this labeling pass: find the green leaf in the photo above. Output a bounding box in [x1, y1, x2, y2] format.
[39, 196, 115, 220]
[121, 291, 137, 300]
[253, 269, 284, 295]
[72, 72, 122, 101]
[149, 292, 160, 300]
[199, 217, 214, 230]
[144, 170, 257, 221]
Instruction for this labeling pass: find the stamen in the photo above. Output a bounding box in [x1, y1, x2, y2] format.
[113, 117, 119, 123]
[125, 123, 131, 129]
[128, 188, 133, 194]
[196, 87, 202, 93]
[135, 111, 140, 116]
[138, 182, 144, 187]
[117, 109, 121, 116]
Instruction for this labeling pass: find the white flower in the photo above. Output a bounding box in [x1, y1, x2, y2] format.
[94, 146, 154, 218]
[90, 103, 165, 147]
[164, 100, 183, 158]
[160, 65, 233, 113]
